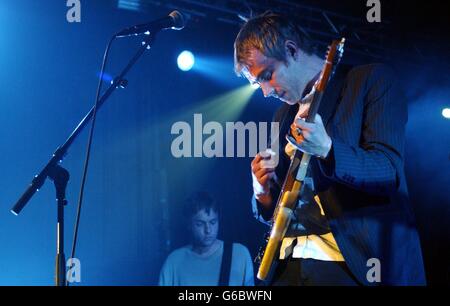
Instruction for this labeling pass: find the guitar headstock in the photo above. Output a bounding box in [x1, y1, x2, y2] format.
[315, 37, 346, 92]
[328, 38, 346, 66]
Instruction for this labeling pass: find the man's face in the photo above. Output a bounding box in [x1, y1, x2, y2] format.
[241, 47, 308, 105]
[190, 208, 219, 248]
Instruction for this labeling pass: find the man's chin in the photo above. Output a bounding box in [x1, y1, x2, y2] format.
[200, 239, 216, 247]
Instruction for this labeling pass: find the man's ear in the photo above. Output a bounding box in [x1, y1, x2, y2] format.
[285, 40, 299, 60]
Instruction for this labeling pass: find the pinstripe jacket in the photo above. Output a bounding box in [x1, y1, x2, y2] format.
[253, 63, 426, 285]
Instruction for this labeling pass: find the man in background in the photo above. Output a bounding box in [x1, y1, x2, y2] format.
[159, 191, 254, 286]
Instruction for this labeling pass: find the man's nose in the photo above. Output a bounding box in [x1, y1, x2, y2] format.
[205, 224, 211, 234]
[260, 83, 275, 98]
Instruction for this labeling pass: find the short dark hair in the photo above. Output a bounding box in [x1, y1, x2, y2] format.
[234, 11, 315, 75]
[183, 191, 219, 218]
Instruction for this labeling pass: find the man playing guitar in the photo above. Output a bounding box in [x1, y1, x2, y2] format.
[234, 11, 426, 286]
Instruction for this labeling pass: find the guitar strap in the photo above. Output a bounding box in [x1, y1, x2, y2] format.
[218, 241, 232, 286]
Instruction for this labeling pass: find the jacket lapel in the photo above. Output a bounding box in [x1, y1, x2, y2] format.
[318, 64, 353, 130]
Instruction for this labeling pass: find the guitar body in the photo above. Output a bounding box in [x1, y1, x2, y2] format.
[257, 188, 299, 280]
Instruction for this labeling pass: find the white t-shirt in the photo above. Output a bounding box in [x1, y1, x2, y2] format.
[158, 241, 254, 286]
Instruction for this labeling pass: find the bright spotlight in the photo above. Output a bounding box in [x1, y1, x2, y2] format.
[177, 51, 195, 71]
[442, 108, 450, 119]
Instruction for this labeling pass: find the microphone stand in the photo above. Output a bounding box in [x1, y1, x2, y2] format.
[10, 33, 157, 286]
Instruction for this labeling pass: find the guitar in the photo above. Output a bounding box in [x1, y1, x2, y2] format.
[255, 38, 346, 281]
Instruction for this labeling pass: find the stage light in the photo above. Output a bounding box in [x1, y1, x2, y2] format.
[177, 51, 195, 72]
[442, 108, 450, 119]
[117, 0, 141, 11]
[97, 71, 113, 83]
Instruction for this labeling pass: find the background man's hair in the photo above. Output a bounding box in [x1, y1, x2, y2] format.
[183, 191, 219, 218]
[234, 11, 316, 75]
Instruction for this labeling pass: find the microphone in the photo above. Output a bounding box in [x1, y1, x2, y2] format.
[116, 10, 186, 38]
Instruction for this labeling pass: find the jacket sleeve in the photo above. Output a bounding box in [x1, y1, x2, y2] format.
[318, 64, 406, 196]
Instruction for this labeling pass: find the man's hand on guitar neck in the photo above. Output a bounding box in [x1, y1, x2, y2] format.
[290, 114, 332, 159]
[251, 149, 278, 209]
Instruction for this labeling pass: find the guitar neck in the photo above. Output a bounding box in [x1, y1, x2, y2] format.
[305, 90, 324, 123]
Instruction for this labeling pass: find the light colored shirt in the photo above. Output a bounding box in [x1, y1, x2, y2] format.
[280, 114, 344, 262]
[158, 241, 254, 286]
